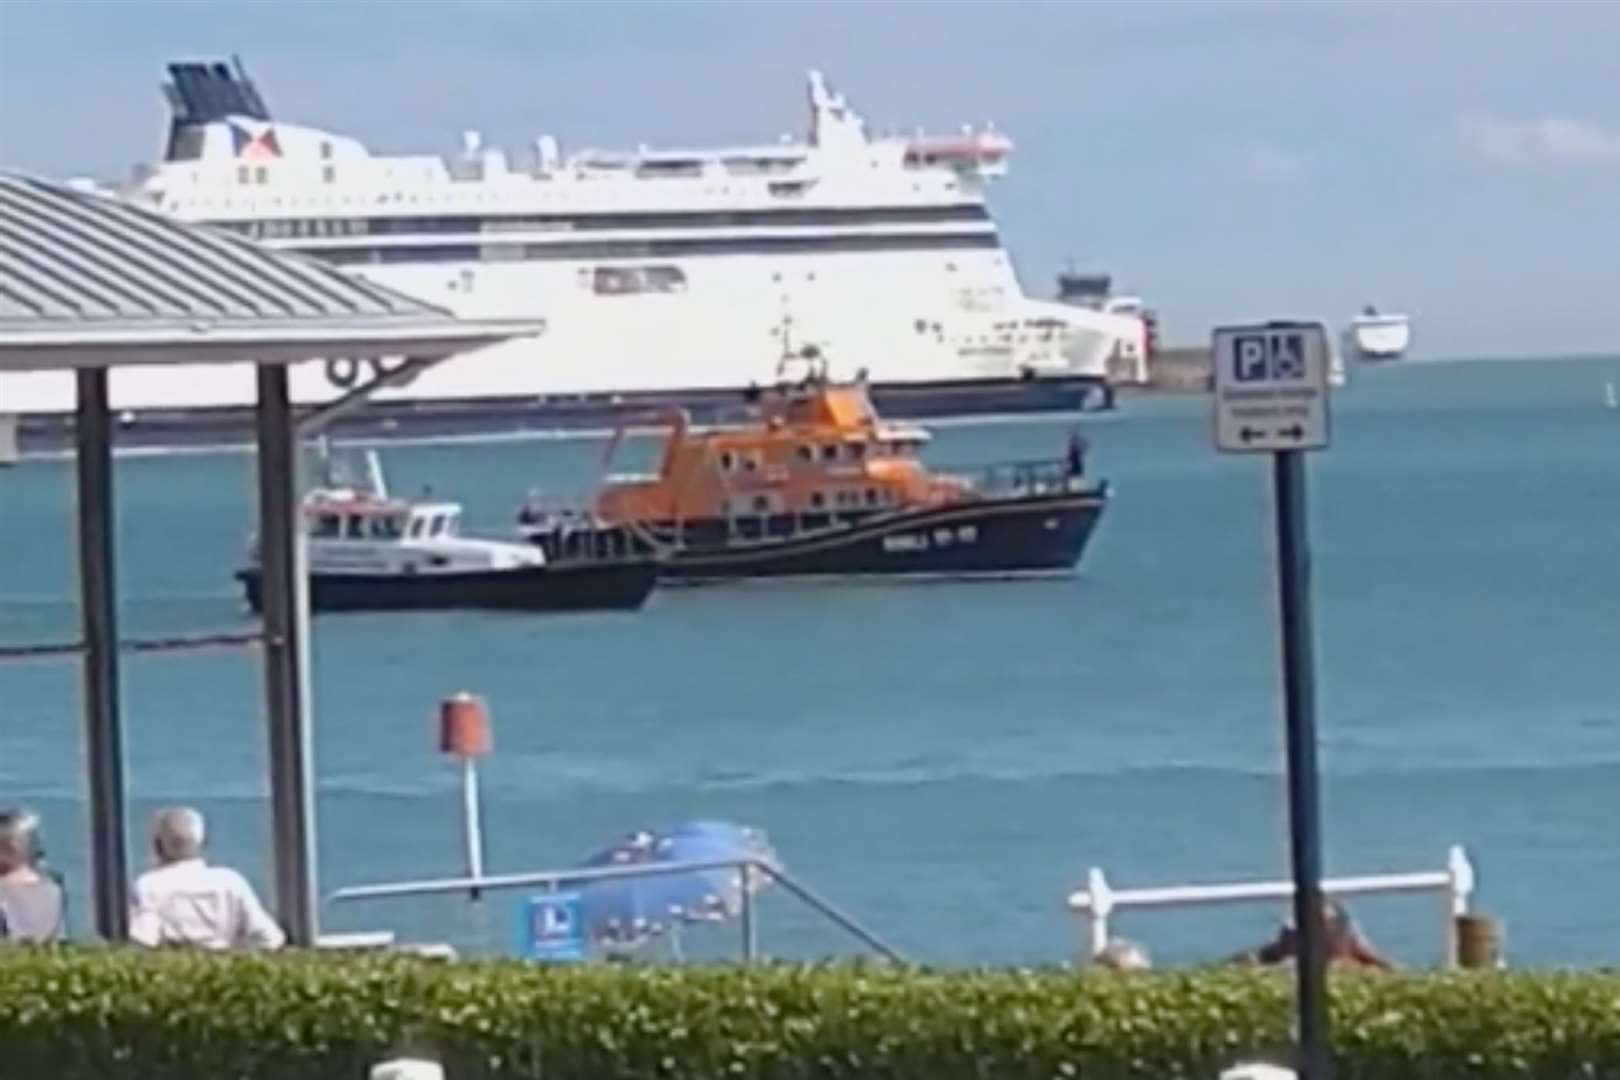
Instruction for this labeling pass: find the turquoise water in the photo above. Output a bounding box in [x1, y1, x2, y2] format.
[2, 356, 1617, 966]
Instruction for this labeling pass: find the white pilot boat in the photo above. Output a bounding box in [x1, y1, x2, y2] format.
[236, 453, 655, 613]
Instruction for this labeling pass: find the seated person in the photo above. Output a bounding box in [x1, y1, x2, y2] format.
[129, 807, 284, 951]
[1231, 898, 1395, 971]
[0, 808, 66, 943]
[1093, 937, 1151, 971]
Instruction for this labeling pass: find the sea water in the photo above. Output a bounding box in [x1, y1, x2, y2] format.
[1, 355, 1616, 967]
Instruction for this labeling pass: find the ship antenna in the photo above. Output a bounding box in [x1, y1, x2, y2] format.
[314, 435, 334, 488]
[775, 312, 796, 376]
[365, 449, 388, 500]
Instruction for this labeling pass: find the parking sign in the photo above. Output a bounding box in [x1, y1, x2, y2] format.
[1212, 322, 1331, 453]
[520, 892, 587, 962]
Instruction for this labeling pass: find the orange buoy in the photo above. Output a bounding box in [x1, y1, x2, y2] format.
[438, 693, 492, 758]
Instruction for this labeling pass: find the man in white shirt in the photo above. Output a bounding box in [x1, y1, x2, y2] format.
[129, 806, 285, 950]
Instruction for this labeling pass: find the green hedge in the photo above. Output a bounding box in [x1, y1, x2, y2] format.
[0, 949, 1616, 1079]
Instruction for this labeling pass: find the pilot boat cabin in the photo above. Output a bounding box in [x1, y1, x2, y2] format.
[307, 492, 465, 548]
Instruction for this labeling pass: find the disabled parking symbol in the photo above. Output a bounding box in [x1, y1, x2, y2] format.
[1271, 334, 1306, 380]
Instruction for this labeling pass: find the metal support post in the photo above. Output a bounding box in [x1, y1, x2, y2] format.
[461, 757, 485, 899]
[739, 864, 757, 964]
[255, 363, 319, 945]
[74, 366, 129, 940]
[1273, 449, 1329, 1080]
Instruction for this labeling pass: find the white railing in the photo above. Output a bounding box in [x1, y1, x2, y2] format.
[328, 855, 904, 964]
[1066, 845, 1474, 966]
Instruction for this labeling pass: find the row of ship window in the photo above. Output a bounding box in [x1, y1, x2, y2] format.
[717, 440, 911, 472]
[299, 233, 998, 265]
[726, 488, 893, 516]
[310, 513, 451, 540]
[236, 165, 337, 187]
[241, 216, 365, 239]
[218, 204, 990, 241]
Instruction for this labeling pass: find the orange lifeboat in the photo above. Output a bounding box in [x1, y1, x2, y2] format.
[594, 361, 956, 528]
[520, 349, 1109, 582]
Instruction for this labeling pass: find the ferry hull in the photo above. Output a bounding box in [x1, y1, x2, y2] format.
[235, 560, 656, 614]
[534, 491, 1106, 582]
[10, 375, 1112, 455]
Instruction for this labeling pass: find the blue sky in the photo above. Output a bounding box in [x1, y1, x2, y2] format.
[2, 0, 1616, 357]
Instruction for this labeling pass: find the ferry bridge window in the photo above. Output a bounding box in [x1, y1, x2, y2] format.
[593, 267, 636, 295]
[408, 517, 426, 539]
[643, 266, 687, 292]
[311, 514, 341, 538]
[344, 516, 365, 539]
[591, 265, 687, 296]
[430, 514, 449, 537]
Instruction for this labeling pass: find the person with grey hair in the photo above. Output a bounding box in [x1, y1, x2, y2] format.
[1093, 937, 1151, 971]
[129, 807, 285, 950]
[0, 807, 66, 943]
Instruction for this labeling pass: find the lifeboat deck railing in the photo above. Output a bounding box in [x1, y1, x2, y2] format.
[944, 457, 1101, 499]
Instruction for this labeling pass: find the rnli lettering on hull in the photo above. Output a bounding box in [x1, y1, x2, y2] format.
[882, 524, 979, 553]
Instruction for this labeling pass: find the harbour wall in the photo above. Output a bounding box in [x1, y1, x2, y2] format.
[1141, 345, 1212, 393]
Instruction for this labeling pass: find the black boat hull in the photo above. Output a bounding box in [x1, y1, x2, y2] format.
[236, 560, 657, 613]
[531, 490, 1106, 583]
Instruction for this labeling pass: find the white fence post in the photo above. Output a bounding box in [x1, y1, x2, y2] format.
[1442, 844, 1475, 968]
[1085, 867, 1112, 959]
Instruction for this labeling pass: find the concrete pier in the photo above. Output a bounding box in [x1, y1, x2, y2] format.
[1143, 346, 1213, 392]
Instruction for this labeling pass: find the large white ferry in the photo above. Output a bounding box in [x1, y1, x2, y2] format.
[3, 60, 1146, 443]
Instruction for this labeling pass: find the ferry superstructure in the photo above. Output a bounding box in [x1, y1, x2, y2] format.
[2, 60, 1146, 439]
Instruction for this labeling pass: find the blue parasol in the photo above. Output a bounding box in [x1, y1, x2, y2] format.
[564, 820, 777, 949]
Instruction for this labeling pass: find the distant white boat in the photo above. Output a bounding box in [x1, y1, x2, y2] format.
[1344, 305, 1412, 362]
[0, 413, 17, 466]
[1605, 381, 1617, 410]
[1327, 331, 1347, 387]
